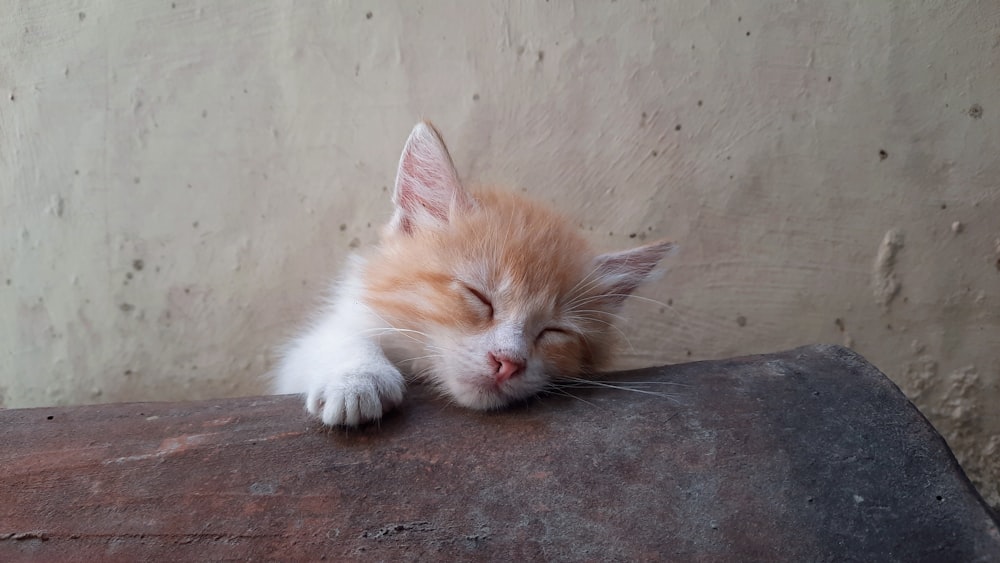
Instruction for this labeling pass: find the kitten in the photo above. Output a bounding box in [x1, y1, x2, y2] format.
[275, 122, 675, 426]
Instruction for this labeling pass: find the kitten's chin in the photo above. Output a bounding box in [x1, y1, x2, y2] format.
[445, 378, 541, 411]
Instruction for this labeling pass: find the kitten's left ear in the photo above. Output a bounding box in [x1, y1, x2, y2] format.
[389, 121, 474, 234]
[592, 240, 677, 307]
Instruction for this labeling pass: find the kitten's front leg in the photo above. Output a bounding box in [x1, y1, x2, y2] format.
[275, 307, 405, 426]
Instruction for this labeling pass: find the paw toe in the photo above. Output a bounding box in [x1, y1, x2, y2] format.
[303, 364, 405, 427]
[320, 395, 348, 426]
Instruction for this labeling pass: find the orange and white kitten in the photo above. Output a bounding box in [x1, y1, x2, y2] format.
[275, 122, 675, 426]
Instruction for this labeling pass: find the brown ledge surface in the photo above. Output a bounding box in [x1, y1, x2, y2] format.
[2, 345, 999, 561]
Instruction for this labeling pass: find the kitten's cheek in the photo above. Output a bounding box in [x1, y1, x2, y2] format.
[543, 345, 585, 376]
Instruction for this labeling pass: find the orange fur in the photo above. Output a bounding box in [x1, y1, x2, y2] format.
[276, 121, 674, 426]
[363, 186, 643, 380]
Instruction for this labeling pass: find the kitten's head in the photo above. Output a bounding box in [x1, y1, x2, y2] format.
[362, 122, 675, 410]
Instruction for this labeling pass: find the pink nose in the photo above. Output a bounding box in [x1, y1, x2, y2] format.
[489, 352, 525, 384]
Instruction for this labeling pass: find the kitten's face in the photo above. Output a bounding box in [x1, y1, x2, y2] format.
[361, 122, 673, 410]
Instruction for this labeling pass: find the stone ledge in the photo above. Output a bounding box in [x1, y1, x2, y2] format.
[2, 345, 998, 560]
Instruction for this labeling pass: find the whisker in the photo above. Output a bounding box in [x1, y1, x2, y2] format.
[361, 329, 425, 347]
[568, 309, 628, 323]
[361, 327, 431, 339]
[358, 308, 431, 345]
[541, 387, 604, 410]
[557, 385, 684, 402]
[572, 294, 670, 309]
[555, 379, 682, 403]
[563, 283, 611, 310]
[564, 258, 651, 310]
[565, 266, 610, 305]
[398, 354, 446, 364]
[563, 314, 635, 352]
[561, 377, 691, 388]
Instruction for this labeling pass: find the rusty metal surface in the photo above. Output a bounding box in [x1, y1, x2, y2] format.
[1, 345, 998, 561]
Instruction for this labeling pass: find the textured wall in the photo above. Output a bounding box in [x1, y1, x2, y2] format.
[2, 1, 998, 506]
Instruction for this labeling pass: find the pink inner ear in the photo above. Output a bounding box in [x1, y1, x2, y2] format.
[391, 122, 468, 234]
[592, 241, 677, 305]
[398, 154, 450, 224]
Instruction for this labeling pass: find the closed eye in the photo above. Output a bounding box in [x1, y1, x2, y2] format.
[464, 286, 494, 318]
[536, 327, 570, 344]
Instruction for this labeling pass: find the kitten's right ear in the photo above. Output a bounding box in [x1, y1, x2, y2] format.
[389, 121, 473, 235]
[591, 240, 677, 307]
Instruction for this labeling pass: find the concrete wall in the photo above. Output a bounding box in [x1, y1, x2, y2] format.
[3, 1, 998, 506]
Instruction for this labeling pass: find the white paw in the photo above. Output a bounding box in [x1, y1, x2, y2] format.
[305, 361, 405, 426]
